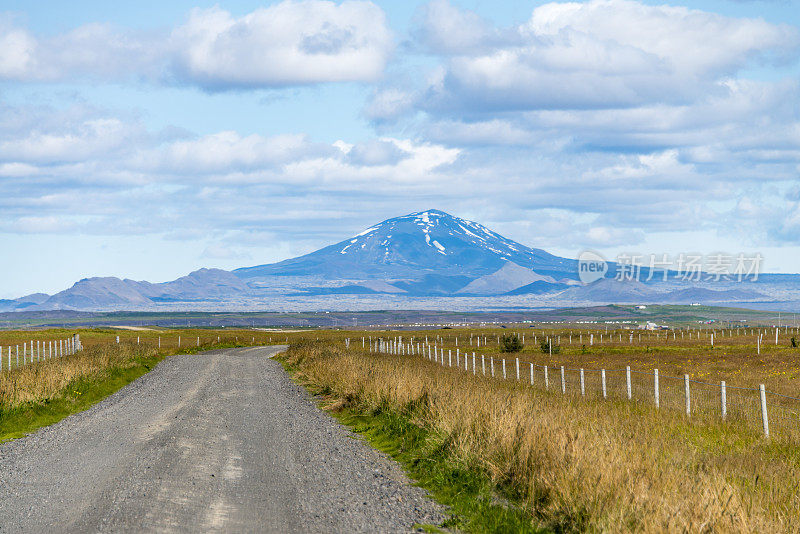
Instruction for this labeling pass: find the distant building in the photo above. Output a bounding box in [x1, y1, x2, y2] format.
[637, 321, 670, 331]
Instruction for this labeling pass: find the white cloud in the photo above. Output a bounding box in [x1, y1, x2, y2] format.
[168, 2, 394, 88]
[413, 0, 504, 55]
[0, 18, 164, 82]
[426, 119, 534, 146]
[0, 1, 394, 88]
[147, 131, 332, 173]
[410, 0, 799, 111]
[0, 22, 36, 78]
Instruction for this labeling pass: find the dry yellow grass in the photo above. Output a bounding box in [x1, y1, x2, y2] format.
[0, 343, 158, 409]
[283, 341, 800, 533]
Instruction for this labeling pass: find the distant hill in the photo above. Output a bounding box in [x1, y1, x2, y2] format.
[662, 287, 768, 304]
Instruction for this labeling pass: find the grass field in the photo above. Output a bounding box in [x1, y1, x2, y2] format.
[279, 336, 800, 532]
[3, 323, 799, 531]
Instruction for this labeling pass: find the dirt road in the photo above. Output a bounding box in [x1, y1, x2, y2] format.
[0, 346, 444, 533]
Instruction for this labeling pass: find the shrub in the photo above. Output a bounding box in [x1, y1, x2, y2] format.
[540, 339, 561, 354]
[499, 333, 523, 353]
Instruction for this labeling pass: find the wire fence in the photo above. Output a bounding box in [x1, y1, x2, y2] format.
[0, 335, 83, 370]
[364, 337, 800, 442]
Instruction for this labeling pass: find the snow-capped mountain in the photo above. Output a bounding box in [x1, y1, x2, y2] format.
[235, 209, 576, 284]
[1, 209, 785, 311]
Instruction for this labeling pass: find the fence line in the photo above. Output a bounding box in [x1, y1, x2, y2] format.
[0, 334, 83, 371]
[365, 336, 800, 441]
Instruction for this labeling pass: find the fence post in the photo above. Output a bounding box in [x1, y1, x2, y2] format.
[544, 365, 549, 389]
[530, 363, 534, 386]
[502, 359, 507, 379]
[448, 350, 452, 367]
[759, 384, 769, 437]
[482, 354, 486, 375]
[720, 381, 727, 420]
[560, 366, 566, 394]
[684, 375, 691, 415]
[626, 366, 632, 399]
[654, 369, 660, 408]
[515, 358, 520, 381]
[601, 369, 607, 398]
[472, 352, 476, 375]
[197, 336, 200, 347]
[491, 358, 495, 377]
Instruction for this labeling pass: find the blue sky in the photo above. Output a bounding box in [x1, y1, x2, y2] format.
[1, 0, 800, 298]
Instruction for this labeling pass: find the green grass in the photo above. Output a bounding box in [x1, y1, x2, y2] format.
[0, 352, 165, 442]
[279, 356, 543, 533]
[336, 407, 545, 533]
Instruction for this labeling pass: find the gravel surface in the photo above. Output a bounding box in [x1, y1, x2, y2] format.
[0, 346, 446, 533]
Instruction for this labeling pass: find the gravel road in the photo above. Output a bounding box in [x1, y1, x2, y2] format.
[0, 346, 445, 533]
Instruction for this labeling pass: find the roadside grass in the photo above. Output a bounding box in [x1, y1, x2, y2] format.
[278, 340, 800, 533]
[0, 348, 164, 442]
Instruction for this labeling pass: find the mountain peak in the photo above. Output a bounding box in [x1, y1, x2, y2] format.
[235, 209, 575, 280]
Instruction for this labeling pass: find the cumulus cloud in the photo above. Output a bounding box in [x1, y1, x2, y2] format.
[403, 0, 800, 112]
[169, 2, 394, 88]
[0, 1, 394, 88]
[0, 18, 164, 82]
[345, 139, 409, 166]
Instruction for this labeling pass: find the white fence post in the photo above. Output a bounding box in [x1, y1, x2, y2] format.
[472, 352, 476, 375]
[684, 375, 691, 415]
[580, 368, 585, 396]
[626, 366, 632, 400]
[654, 369, 660, 408]
[515, 358, 520, 381]
[530, 363, 534, 386]
[721, 381, 727, 420]
[491, 358, 495, 377]
[482, 354, 486, 375]
[560, 366, 566, 394]
[502, 359, 507, 379]
[601, 369, 607, 398]
[759, 384, 769, 437]
[544, 365, 549, 389]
